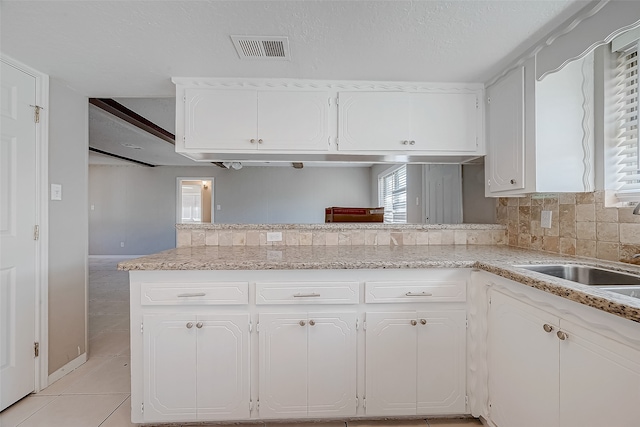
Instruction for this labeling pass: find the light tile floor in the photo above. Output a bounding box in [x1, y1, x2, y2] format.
[0, 257, 483, 427]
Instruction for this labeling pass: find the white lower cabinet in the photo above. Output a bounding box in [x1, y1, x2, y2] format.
[143, 313, 250, 423]
[258, 312, 357, 418]
[365, 310, 467, 416]
[488, 289, 640, 427]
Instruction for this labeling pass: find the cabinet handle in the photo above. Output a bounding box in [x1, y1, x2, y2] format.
[402, 140, 409, 145]
[409, 140, 416, 145]
[411, 320, 417, 326]
[510, 179, 516, 185]
[420, 319, 427, 325]
[543, 324, 554, 333]
[250, 139, 256, 144]
[405, 292, 433, 297]
[258, 139, 263, 144]
[177, 293, 206, 298]
[293, 293, 321, 298]
[196, 322, 203, 329]
[309, 320, 315, 326]
[557, 331, 568, 341]
[299, 320, 306, 326]
[186, 322, 194, 329]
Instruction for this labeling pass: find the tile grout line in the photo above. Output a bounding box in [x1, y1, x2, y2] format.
[96, 394, 130, 427]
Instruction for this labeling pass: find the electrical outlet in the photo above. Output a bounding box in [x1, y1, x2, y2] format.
[266, 232, 282, 242]
[541, 210, 553, 228]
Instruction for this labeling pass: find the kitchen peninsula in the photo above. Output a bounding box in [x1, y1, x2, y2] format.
[120, 223, 640, 427]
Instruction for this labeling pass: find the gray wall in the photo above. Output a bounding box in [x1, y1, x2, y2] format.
[462, 164, 497, 224]
[89, 165, 372, 255]
[48, 80, 88, 374]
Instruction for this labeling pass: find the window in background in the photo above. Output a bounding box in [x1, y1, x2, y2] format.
[610, 31, 640, 202]
[378, 165, 407, 224]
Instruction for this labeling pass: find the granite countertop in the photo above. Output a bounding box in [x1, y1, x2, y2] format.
[118, 245, 640, 323]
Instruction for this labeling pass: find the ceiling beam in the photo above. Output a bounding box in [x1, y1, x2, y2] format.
[89, 147, 156, 167]
[89, 98, 175, 145]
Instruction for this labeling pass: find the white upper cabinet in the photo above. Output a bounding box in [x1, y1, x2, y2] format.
[173, 79, 484, 162]
[485, 52, 594, 196]
[337, 91, 480, 153]
[183, 89, 329, 152]
[337, 92, 412, 151]
[485, 66, 526, 194]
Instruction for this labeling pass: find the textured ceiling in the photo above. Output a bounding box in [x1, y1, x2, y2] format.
[1, 0, 590, 97]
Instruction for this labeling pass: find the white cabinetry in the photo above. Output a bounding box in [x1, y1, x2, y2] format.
[258, 312, 357, 418]
[337, 91, 479, 153]
[143, 313, 250, 422]
[364, 278, 467, 416]
[488, 289, 640, 427]
[182, 89, 329, 152]
[365, 310, 466, 416]
[485, 53, 594, 196]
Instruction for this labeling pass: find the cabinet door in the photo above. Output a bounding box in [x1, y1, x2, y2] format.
[338, 92, 411, 151]
[559, 320, 640, 427]
[488, 291, 559, 427]
[143, 315, 197, 422]
[485, 66, 526, 193]
[184, 89, 257, 150]
[411, 93, 478, 152]
[365, 311, 417, 416]
[416, 310, 466, 415]
[196, 314, 250, 420]
[259, 313, 308, 418]
[307, 312, 357, 417]
[258, 91, 329, 151]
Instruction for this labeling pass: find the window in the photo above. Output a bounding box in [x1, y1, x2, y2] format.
[378, 165, 407, 224]
[611, 34, 640, 201]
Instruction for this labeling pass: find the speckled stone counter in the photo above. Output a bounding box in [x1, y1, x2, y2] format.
[118, 245, 640, 323]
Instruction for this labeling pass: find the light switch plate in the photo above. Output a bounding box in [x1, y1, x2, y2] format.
[51, 184, 62, 201]
[541, 210, 552, 228]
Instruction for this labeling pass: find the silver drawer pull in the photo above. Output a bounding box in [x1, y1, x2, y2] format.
[293, 293, 321, 298]
[177, 293, 206, 298]
[405, 292, 433, 297]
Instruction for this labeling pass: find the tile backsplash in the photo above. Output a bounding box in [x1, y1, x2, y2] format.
[497, 191, 640, 262]
[176, 223, 507, 248]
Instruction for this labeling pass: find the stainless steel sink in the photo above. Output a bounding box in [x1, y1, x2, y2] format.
[515, 264, 640, 286]
[514, 264, 640, 299]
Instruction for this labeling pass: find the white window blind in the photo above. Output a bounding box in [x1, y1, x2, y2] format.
[614, 43, 640, 199]
[379, 165, 407, 224]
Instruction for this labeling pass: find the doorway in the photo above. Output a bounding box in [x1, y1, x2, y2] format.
[176, 178, 214, 224]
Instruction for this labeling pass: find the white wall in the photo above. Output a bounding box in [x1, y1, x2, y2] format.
[48, 79, 88, 374]
[89, 165, 372, 255]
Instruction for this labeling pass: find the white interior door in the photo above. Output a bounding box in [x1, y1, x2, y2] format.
[0, 61, 37, 411]
[424, 164, 462, 224]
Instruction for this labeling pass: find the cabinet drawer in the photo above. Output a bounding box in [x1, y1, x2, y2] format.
[364, 281, 466, 303]
[140, 282, 249, 306]
[255, 282, 359, 305]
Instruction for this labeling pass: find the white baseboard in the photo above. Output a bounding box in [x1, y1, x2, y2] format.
[46, 353, 87, 386]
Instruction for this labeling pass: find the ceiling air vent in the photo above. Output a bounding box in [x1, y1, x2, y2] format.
[231, 36, 291, 60]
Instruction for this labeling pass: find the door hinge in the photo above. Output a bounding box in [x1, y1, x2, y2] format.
[476, 97, 479, 109]
[33, 225, 39, 241]
[356, 318, 359, 330]
[476, 136, 479, 147]
[328, 136, 331, 146]
[140, 322, 144, 333]
[250, 399, 253, 411]
[257, 400, 260, 410]
[183, 96, 186, 103]
[355, 396, 359, 407]
[336, 137, 339, 147]
[363, 397, 366, 409]
[465, 395, 469, 407]
[487, 178, 491, 187]
[363, 321, 367, 331]
[34, 342, 39, 357]
[256, 322, 260, 333]
[466, 318, 469, 329]
[29, 105, 43, 123]
[328, 97, 331, 106]
[249, 321, 252, 333]
[487, 97, 491, 104]
[141, 403, 144, 413]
